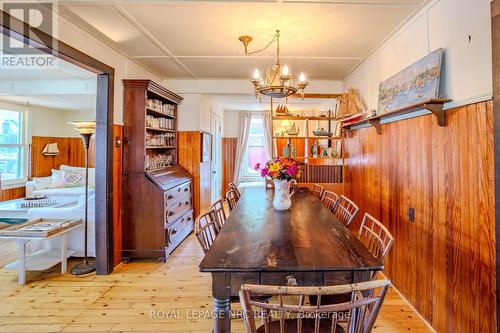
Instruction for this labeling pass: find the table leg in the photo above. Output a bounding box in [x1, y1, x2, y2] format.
[61, 234, 68, 274]
[17, 240, 25, 285]
[212, 272, 231, 333]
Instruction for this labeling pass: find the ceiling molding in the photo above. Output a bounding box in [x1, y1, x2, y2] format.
[55, 5, 166, 80]
[131, 55, 364, 60]
[113, 4, 199, 79]
[64, 0, 422, 7]
[342, 0, 434, 80]
[0, 80, 97, 96]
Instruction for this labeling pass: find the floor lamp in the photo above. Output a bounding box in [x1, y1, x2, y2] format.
[68, 121, 96, 275]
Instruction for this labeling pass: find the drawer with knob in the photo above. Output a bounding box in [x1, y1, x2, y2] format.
[165, 210, 194, 257]
[165, 195, 192, 224]
[164, 181, 191, 205]
[166, 210, 194, 243]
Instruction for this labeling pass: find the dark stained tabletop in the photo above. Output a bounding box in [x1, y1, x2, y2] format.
[199, 187, 383, 272]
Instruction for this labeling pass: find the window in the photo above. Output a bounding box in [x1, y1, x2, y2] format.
[0, 109, 26, 184]
[241, 116, 268, 181]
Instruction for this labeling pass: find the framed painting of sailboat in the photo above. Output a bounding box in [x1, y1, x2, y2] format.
[377, 48, 444, 115]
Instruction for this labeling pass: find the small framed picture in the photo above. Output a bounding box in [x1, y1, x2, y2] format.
[201, 131, 212, 163]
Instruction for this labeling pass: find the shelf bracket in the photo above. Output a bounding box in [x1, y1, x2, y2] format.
[368, 119, 382, 135]
[425, 103, 446, 126]
[343, 128, 353, 138]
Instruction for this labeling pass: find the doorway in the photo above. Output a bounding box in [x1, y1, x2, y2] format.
[0, 9, 115, 274]
[211, 112, 222, 203]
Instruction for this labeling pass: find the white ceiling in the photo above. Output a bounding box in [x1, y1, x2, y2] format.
[0, 37, 97, 112]
[59, 0, 429, 80]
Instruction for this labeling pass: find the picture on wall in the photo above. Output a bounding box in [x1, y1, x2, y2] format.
[201, 131, 212, 163]
[377, 48, 443, 114]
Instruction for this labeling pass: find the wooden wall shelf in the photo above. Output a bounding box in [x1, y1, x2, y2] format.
[273, 136, 342, 140]
[342, 98, 451, 137]
[273, 116, 338, 121]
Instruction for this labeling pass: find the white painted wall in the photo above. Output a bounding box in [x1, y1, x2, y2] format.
[344, 0, 492, 110]
[0, 100, 90, 138]
[223, 110, 240, 138]
[56, 15, 162, 124]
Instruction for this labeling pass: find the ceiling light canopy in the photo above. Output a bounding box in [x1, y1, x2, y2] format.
[239, 30, 309, 99]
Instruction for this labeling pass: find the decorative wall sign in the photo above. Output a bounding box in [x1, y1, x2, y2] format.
[377, 48, 443, 114]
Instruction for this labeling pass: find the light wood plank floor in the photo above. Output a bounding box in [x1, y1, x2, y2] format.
[0, 235, 432, 333]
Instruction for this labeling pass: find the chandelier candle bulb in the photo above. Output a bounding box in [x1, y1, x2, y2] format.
[282, 65, 289, 76]
[299, 72, 306, 82]
[253, 69, 260, 80]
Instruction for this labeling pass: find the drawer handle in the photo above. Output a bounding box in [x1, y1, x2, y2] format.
[178, 202, 182, 207]
[286, 275, 297, 286]
[168, 211, 175, 217]
[171, 229, 177, 235]
[185, 201, 189, 205]
[187, 217, 192, 222]
[177, 188, 181, 192]
[167, 194, 174, 200]
[184, 188, 189, 192]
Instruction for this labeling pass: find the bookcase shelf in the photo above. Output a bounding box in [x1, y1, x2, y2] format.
[146, 107, 176, 119]
[122, 79, 193, 262]
[146, 127, 176, 133]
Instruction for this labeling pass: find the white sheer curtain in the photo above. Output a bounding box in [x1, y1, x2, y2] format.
[233, 112, 252, 185]
[262, 112, 275, 159]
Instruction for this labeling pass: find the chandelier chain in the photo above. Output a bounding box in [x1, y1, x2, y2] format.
[247, 30, 280, 57]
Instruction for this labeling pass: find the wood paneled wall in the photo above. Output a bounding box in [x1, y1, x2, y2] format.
[113, 125, 123, 268]
[343, 101, 496, 332]
[30, 136, 95, 178]
[222, 137, 237, 196]
[178, 131, 211, 217]
[0, 187, 25, 201]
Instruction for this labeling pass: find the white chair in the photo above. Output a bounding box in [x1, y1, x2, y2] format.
[26, 194, 96, 258]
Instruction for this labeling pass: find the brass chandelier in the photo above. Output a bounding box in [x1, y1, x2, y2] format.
[239, 30, 308, 99]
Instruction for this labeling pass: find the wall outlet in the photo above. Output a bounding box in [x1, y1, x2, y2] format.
[408, 208, 415, 223]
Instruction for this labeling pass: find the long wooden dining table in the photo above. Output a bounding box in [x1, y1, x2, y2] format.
[199, 187, 383, 333]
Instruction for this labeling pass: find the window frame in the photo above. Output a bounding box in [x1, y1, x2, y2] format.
[241, 115, 268, 183]
[0, 107, 29, 187]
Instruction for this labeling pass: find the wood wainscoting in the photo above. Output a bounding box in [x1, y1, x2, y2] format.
[178, 131, 211, 217]
[30, 136, 95, 178]
[222, 137, 237, 196]
[0, 187, 25, 201]
[343, 101, 495, 332]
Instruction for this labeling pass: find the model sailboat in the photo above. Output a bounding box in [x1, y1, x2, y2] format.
[42, 143, 60, 156]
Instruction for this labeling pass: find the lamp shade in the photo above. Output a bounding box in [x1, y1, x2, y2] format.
[68, 121, 96, 135]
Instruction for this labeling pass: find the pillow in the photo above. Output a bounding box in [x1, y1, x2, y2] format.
[32, 176, 52, 190]
[61, 169, 86, 188]
[60, 165, 95, 186]
[48, 169, 66, 188]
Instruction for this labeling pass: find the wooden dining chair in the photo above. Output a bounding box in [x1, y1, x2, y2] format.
[358, 213, 394, 268]
[332, 195, 359, 227]
[226, 189, 239, 211]
[229, 182, 242, 199]
[311, 184, 325, 199]
[194, 210, 219, 253]
[210, 198, 227, 232]
[322, 191, 339, 212]
[239, 279, 391, 333]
